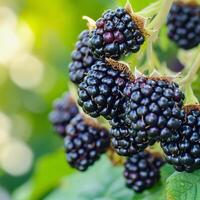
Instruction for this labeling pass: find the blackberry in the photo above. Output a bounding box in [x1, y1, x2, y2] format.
[64, 114, 110, 171]
[167, 2, 200, 50]
[124, 151, 164, 193]
[110, 117, 142, 156]
[49, 93, 79, 137]
[124, 77, 185, 149]
[89, 8, 145, 59]
[69, 30, 97, 84]
[78, 61, 129, 120]
[161, 105, 200, 172]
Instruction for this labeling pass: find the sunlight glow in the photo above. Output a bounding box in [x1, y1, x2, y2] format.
[9, 53, 44, 89]
[0, 140, 33, 176]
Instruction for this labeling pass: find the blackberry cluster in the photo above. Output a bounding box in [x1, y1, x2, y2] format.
[161, 106, 200, 172]
[167, 2, 200, 50]
[49, 93, 79, 137]
[124, 151, 164, 193]
[89, 8, 145, 59]
[65, 114, 110, 171]
[124, 77, 185, 149]
[110, 117, 142, 156]
[78, 61, 129, 120]
[69, 30, 97, 84]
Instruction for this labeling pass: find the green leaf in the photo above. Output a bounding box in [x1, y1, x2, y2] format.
[13, 149, 74, 200]
[12, 181, 33, 200]
[30, 149, 74, 200]
[166, 169, 200, 200]
[44, 156, 133, 200]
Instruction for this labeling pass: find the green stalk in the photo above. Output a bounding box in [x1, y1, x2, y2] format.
[180, 50, 200, 86]
[148, 0, 174, 30]
[136, 0, 163, 17]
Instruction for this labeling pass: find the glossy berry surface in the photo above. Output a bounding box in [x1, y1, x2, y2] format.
[124, 77, 185, 149]
[110, 116, 142, 156]
[167, 2, 200, 50]
[65, 114, 110, 171]
[78, 61, 129, 120]
[49, 93, 79, 137]
[124, 151, 164, 193]
[69, 30, 97, 84]
[89, 8, 145, 59]
[161, 107, 200, 172]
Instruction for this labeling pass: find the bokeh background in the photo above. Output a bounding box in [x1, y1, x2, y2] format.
[1, 0, 199, 200]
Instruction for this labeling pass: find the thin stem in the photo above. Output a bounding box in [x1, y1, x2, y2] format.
[180, 49, 200, 86]
[136, 0, 162, 17]
[148, 0, 174, 30]
[144, 0, 174, 73]
[184, 84, 199, 104]
[146, 40, 154, 72]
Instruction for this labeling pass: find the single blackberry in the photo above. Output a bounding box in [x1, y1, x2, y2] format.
[167, 2, 200, 50]
[69, 30, 97, 84]
[110, 116, 143, 156]
[124, 76, 185, 149]
[89, 8, 145, 59]
[161, 105, 200, 172]
[64, 114, 110, 171]
[49, 93, 79, 137]
[78, 61, 129, 120]
[124, 151, 164, 193]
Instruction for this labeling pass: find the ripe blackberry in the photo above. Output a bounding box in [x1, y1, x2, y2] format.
[49, 93, 79, 137]
[161, 105, 200, 172]
[78, 61, 129, 120]
[110, 117, 143, 156]
[64, 114, 110, 171]
[124, 76, 185, 149]
[69, 30, 97, 84]
[124, 151, 164, 193]
[89, 8, 145, 59]
[167, 2, 200, 50]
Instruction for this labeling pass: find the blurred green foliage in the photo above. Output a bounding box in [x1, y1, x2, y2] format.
[0, 0, 200, 199]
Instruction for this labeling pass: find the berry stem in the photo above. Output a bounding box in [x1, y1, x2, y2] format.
[148, 0, 174, 31]
[144, 0, 174, 73]
[184, 84, 199, 104]
[180, 49, 200, 104]
[146, 40, 154, 72]
[137, 0, 163, 17]
[180, 49, 200, 86]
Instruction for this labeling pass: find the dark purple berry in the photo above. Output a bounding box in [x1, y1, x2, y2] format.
[161, 106, 200, 172]
[90, 8, 145, 59]
[78, 61, 129, 120]
[123, 77, 185, 149]
[49, 93, 79, 137]
[124, 151, 165, 193]
[65, 114, 110, 171]
[167, 2, 200, 49]
[69, 30, 97, 84]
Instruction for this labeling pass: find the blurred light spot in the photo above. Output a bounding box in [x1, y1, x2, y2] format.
[0, 7, 17, 30]
[0, 130, 10, 146]
[12, 115, 32, 141]
[0, 112, 11, 133]
[9, 53, 44, 89]
[0, 140, 33, 176]
[0, 187, 11, 200]
[18, 21, 35, 51]
[0, 7, 20, 65]
[0, 27, 20, 65]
